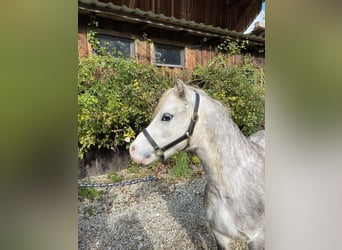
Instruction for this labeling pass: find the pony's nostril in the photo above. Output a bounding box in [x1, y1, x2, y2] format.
[129, 145, 136, 155]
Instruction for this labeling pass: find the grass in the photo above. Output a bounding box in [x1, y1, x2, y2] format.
[126, 160, 159, 176]
[83, 206, 95, 216]
[127, 161, 140, 174]
[191, 155, 201, 166]
[171, 152, 192, 178]
[78, 187, 104, 201]
[107, 171, 123, 183]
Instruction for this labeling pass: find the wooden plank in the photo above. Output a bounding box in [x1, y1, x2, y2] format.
[195, 48, 201, 66]
[234, 0, 262, 31]
[202, 49, 208, 66]
[173, 0, 181, 18]
[128, 0, 136, 9]
[185, 47, 196, 71]
[152, 0, 155, 13]
[171, 0, 174, 17]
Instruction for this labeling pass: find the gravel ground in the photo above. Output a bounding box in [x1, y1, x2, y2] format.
[78, 173, 248, 250]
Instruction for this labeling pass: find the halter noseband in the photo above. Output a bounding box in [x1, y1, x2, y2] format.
[142, 91, 200, 163]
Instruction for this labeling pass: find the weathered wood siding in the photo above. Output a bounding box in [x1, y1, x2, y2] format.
[98, 0, 262, 32]
[99, 0, 222, 27]
[78, 14, 264, 81]
[78, 14, 90, 58]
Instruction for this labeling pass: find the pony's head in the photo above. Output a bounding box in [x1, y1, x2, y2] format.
[130, 79, 199, 165]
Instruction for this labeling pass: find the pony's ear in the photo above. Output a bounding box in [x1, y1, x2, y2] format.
[175, 79, 186, 97]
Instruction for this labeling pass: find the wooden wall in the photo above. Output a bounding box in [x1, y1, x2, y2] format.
[78, 14, 90, 58]
[78, 14, 264, 81]
[99, 0, 223, 27]
[97, 0, 262, 32]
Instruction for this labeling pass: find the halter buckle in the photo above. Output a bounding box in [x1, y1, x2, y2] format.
[155, 148, 164, 157]
[192, 112, 199, 122]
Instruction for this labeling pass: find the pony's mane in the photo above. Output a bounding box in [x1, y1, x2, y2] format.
[153, 85, 228, 118]
[188, 85, 231, 117]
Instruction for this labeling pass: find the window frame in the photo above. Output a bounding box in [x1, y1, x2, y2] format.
[154, 43, 185, 68]
[95, 34, 135, 58]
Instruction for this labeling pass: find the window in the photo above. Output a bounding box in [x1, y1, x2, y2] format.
[154, 43, 184, 67]
[95, 35, 134, 58]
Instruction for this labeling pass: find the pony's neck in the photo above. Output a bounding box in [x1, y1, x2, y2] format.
[191, 93, 263, 195]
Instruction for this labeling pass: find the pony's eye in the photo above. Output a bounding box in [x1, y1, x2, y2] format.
[161, 113, 173, 121]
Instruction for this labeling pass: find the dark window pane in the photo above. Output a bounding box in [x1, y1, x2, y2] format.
[155, 44, 184, 66]
[96, 35, 133, 58]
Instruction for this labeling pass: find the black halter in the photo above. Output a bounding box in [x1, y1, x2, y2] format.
[142, 91, 200, 163]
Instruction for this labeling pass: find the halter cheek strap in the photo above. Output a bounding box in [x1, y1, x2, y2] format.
[143, 91, 200, 163]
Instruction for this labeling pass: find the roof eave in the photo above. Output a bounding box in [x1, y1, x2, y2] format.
[78, 0, 265, 46]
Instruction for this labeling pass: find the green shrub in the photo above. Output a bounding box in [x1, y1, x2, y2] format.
[78, 55, 172, 158]
[79, 30, 264, 165]
[192, 54, 265, 136]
